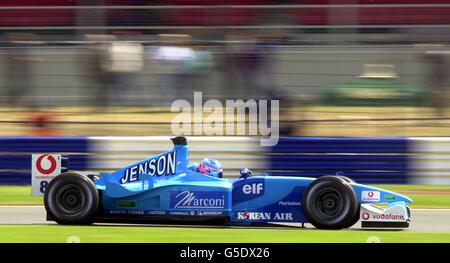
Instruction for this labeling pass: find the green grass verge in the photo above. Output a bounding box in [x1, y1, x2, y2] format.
[374, 184, 450, 208]
[374, 184, 450, 191]
[402, 195, 450, 208]
[0, 225, 449, 243]
[0, 186, 42, 205]
[0, 185, 449, 208]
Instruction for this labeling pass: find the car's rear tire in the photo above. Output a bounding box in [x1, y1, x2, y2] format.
[44, 173, 99, 225]
[302, 176, 359, 229]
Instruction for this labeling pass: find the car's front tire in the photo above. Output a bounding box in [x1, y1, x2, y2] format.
[338, 176, 355, 183]
[44, 173, 99, 225]
[302, 176, 359, 229]
[337, 176, 361, 227]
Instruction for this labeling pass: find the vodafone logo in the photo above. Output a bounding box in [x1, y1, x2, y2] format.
[361, 212, 405, 221]
[362, 212, 370, 220]
[36, 155, 58, 174]
[362, 191, 380, 202]
[371, 213, 405, 221]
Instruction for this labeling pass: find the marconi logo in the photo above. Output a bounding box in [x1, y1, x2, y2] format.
[36, 155, 58, 174]
[170, 191, 226, 209]
[120, 151, 177, 184]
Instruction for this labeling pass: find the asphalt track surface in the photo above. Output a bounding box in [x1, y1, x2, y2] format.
[0, 206, 449, 232]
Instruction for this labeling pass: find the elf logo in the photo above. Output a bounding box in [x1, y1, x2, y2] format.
[242, 183, 264, 195]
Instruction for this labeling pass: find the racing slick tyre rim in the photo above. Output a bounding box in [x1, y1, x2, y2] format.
[44, 173, 99, 225]
[303, 176, 358, 229]
[312, 187, 345, 220]
[55, 184, 86, 215]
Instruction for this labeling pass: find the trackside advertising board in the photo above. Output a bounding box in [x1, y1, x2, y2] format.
[31, 154, 61, 196]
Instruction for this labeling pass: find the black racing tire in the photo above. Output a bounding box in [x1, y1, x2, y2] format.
[339, 176, 355, 183]
[303, 176, 359, 229]
[338, 176, 360, 228]
[346, 206, 361, 228]
[44, 172, 99, 225]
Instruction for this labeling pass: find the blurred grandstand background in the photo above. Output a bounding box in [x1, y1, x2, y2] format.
[0, 1, 449, 137]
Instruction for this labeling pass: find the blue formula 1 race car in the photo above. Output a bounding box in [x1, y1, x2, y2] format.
[42, 137, 412, 229]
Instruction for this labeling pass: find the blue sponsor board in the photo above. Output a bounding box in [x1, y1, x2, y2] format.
[170, 190, 228, 209]
[0, 136, 90, 185]
[269, 137, 411, 184]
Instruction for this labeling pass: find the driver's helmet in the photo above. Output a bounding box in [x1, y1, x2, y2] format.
[197, 158, 223, 178]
